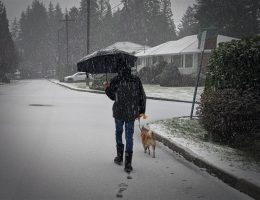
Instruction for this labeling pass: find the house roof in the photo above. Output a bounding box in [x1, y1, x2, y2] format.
[136, 35, 238, 57]
[104, 41, 150, 54]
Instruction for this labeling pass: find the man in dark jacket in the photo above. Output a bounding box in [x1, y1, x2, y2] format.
[105, 64, 146, 173]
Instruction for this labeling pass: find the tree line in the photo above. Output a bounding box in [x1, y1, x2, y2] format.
[178, 0, 259, 38]
[0, 0, 259, 79]
[9, 0, 177, 78]
[0, 1, 17, 79]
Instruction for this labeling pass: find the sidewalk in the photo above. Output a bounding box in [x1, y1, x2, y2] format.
[49, 79, 260, 199]
[148, 117, 260, 200]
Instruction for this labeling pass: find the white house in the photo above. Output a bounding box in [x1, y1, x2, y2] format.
[135, 34, 237, 75]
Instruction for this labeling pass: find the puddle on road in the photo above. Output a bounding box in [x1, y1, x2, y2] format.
[29, 104, 53, 107]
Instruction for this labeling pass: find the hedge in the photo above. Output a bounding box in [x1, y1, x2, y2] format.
[198, 36, 260, 147]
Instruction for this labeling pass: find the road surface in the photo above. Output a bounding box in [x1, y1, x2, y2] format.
[0, 80, 251, 200]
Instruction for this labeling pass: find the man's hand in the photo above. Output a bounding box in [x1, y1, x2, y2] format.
[139, 113, 148, 119]
[103, 81, 110, 89]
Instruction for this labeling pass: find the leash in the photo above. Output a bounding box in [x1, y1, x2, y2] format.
[138, 118, 142, 131]
[138, 114, 148, 131]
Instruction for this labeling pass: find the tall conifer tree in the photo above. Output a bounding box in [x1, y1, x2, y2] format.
[0, 1, 17, 76]
[178, 6, 199, 38]
[195, 0, 260, 38]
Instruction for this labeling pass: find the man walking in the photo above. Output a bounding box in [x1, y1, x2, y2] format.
[104, 62, 146, 173]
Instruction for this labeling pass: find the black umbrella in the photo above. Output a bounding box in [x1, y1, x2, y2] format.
[77, 48, 137, 74]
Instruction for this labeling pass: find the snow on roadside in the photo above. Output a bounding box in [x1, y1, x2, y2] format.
[143, 84, 203, 102]
[148, 118, 260, 187]
[51, 80, 203, 102]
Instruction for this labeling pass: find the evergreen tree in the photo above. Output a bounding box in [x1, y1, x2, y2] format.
[46, 3, 64, 72]
[144, 0, 176, 46]
[68, 6, 81, 70]
[19, 0, 49, 77]
[54, 3, 63, 23]
[113, 0, 177, 47]
[178, 6, 199, 38]
[160, 0, 177, 40]
[144, 0, 162, 46]
[10, 18, 20, 41]
[99, 0, 113, 48]
[195, 0, 260, 38]
[47, 1, 56, 72]
[0, 1, 17, 76]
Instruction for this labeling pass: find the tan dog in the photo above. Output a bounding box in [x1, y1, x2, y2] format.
[140, 127, 156, 158]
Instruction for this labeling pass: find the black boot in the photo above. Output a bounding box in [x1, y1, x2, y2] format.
[114, 144, 124, 165]
[124, 151, 133, 173]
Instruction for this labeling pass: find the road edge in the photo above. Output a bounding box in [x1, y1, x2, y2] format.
[48, 79, 194, 104]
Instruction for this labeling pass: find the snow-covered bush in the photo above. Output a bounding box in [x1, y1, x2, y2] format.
[138, 61, 199, 86]
[157, 63, 181, 86]
[138, 61, 167, 84]
[198, 36, 260, 147]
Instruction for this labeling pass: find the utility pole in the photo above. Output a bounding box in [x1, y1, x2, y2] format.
[85, 0, 91, 87]
[60, 12, 73, 74]
[57, 29, 62, 65]
[87, 0, 90, 54]
[57, 28, 62, 80]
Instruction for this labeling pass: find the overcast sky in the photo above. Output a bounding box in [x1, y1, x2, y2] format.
[2, 0, 195, 28]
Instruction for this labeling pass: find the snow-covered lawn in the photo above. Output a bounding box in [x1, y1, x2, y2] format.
[148, 117, 260, 187]
[55, 80, 204, 102]
[143, 84, 203, 102]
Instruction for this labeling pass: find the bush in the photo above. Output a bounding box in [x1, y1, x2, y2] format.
[158, 63, 181, 86]
[198, 89, 260, 145]
[89, 73, 116, 91]
[138, 61, 167, 84]
[198, 36, 260, 146]
[138, 61, 205, 87]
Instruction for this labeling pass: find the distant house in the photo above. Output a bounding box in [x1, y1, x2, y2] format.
[135, 35, 237, 76]
[103, 41, 150, 55]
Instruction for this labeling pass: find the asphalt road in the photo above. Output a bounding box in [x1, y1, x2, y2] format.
[0, 80, 252, 200]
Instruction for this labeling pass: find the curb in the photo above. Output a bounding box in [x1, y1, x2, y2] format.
[51, 80, 104, 94]
[147, 96, 193, 104]
[49, 80, 195, 104]
[146, 127, 260, 200]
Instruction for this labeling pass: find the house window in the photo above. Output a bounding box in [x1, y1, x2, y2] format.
[152, 56, 157, 64]
[137, 58, 141, 65]
[171, 55, 183, 68]
[184, 54, 193, 68]
[158, 56, 164, 62]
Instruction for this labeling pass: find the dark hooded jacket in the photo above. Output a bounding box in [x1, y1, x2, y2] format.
[105, 68, 146, 121]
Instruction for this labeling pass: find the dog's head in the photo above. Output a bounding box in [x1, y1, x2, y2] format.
[141, 126, 152, 138]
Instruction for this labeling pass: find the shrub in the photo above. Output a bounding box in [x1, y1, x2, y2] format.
[138, 61, 167, 84]
[205, 37, 260, 91]
[158, 63, 181, 86]
[198, 36, 260, 146]
[138, 61, 205, 87]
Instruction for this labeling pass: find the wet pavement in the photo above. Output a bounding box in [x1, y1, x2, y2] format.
[0, 79, 252, 200]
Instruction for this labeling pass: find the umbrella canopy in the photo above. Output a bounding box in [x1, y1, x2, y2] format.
[77, 48, 137, 74]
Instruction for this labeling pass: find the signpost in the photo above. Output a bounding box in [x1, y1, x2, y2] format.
[190, 27, 218, 119]
[190, 31, 207, 119]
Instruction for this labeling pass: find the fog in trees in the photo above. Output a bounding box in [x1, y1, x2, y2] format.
[8, 0, 177, 78]
[4, 0, 259, 78]
[0, 1, 18, 80]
